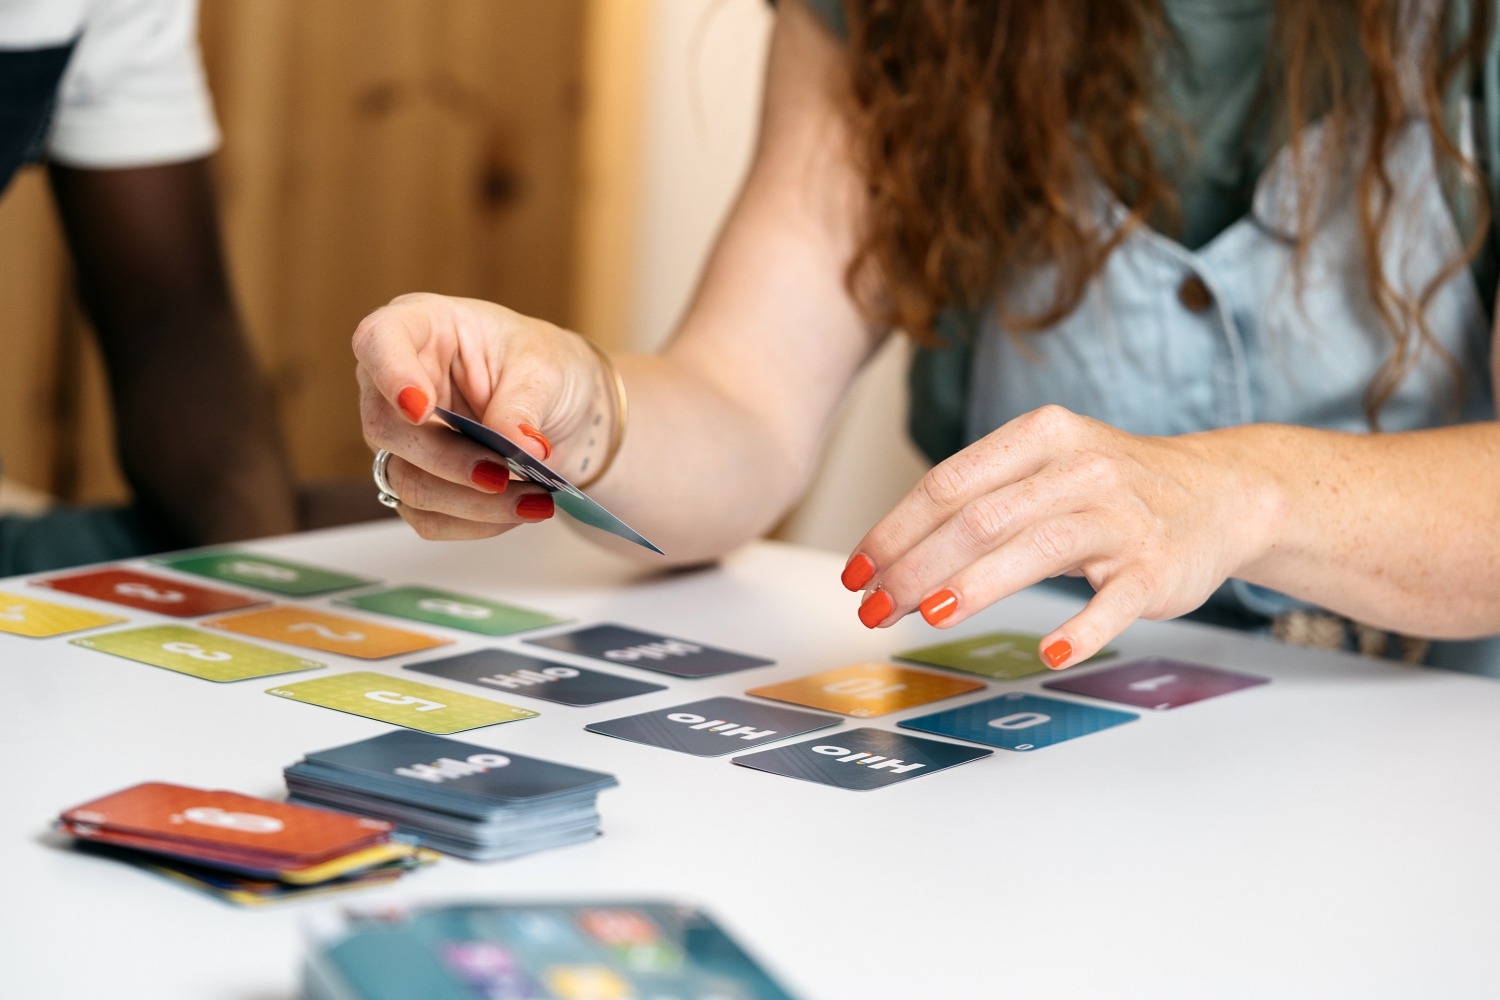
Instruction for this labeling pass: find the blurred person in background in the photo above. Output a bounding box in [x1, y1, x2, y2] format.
[354, 0, 1500, 674]
[0, 0, 382, 576]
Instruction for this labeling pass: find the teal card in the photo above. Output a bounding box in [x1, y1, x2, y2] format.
[155, 551, 374, 596]
[895, 631, 1115, 680]
[336, 585, 570, 637]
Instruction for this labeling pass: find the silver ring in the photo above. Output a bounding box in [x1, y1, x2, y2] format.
[372, 449, 402, 509]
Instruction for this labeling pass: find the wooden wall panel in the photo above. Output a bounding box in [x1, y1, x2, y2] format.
[200, 0, 588, 482]
[0, 171, 67, 496]
[2, 0, 594, 508]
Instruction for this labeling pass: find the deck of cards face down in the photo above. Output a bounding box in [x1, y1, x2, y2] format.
[284, 731, 618, 861]
[57, 782, 436, 906]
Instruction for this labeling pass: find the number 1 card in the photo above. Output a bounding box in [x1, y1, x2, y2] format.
[0, 591, 124, 638]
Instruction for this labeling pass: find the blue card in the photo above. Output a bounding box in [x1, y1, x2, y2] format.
[526, 624, 774, 679]
[404, 648, 666, 706]
[296, 730, 617, 812]
[435, 407, 662, 554]
[731, 727, 990, 790]
[899, 692, 1137, 752]
[586, 696, 839, 757]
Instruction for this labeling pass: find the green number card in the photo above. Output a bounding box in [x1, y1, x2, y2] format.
[155, 551, 374, 596]
[895, 631, 1115, 681]
[336, 585, 570, 637]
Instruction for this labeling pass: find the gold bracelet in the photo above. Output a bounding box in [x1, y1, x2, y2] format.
[574, 336, 628, 489]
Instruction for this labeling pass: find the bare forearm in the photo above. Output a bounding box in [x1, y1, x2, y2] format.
[1216, 421, 1500, 637]
[574, 353, 810, 566]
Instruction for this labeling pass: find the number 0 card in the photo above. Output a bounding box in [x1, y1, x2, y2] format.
[266, 672, 538, 734]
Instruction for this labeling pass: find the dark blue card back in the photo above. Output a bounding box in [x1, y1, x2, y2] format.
[404, 648, 666, 706]
[586, 696, 838, 757]
[731, 726, 990, 790]
[527, 624, 774, 679]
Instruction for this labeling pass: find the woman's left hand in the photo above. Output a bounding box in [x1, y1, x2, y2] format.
[842, 405, 1279, 669]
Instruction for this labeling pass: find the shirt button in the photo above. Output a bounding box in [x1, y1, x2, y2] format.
[1177, 274, 1214, 314]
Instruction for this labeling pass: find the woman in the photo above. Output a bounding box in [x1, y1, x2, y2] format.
[353, 0, 1500, 674]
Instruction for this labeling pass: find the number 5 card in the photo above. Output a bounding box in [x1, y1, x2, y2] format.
[71, 625, 324, 682]
[266, 672, 538, 734]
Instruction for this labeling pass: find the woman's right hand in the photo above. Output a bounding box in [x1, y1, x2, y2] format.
[352, 292, 617, 540]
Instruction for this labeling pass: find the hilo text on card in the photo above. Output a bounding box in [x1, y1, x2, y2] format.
[605, 640, 702, 662]
[811, 744, 925, 773]
[395, 753, 512, 784]
[667, 713, 776, 741]
[477, 666, 580, 691]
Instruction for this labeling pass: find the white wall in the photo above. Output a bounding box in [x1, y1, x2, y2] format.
[625, 0, 929, 554]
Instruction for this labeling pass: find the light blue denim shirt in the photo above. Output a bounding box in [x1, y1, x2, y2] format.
[954, 115, 1500, 674]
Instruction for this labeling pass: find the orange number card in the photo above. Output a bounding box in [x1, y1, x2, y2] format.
[204, 606, 449, 659]
[746, 662, 985, 718]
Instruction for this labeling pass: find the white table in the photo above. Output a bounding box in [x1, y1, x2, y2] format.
[4, 520, 1500, 999]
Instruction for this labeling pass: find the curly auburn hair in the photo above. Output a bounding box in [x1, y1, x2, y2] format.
[839, 0, 1493, 422]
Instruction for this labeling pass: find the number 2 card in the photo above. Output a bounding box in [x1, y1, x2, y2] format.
[206, 606, 449, 659]
[71, 625, 324, 682]
[266, 671, 538, 734]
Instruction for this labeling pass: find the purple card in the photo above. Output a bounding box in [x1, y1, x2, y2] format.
[1043, 657, 1268, 710]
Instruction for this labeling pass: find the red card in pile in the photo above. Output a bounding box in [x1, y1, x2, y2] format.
[59, 782, 393, 875]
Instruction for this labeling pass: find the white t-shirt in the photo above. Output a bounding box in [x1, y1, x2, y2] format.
[0, 0, 219, 168]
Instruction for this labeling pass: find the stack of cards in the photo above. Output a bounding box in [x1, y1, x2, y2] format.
[57, 782, 436, 906]
[284, 731, 618, 861]
[302, 900, 799, 1000]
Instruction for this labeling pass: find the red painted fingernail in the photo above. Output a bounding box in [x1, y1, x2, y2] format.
[518, 423, 552, 461]
[841, 553, 876, 591]
[858, 588, 894, 629]
[397, 386, 428, 423]
[517, 493, 554, 520]
[470, 460, 509, 493]
[919, 588, 959, 625]
[1043, 639, 1073, 670]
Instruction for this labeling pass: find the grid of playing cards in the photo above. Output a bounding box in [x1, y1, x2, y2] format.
[12, 543, 1270, 906]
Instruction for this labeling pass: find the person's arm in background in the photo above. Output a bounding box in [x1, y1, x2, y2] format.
[354, 0, 880, 565]
[47, 156, 300, 547]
